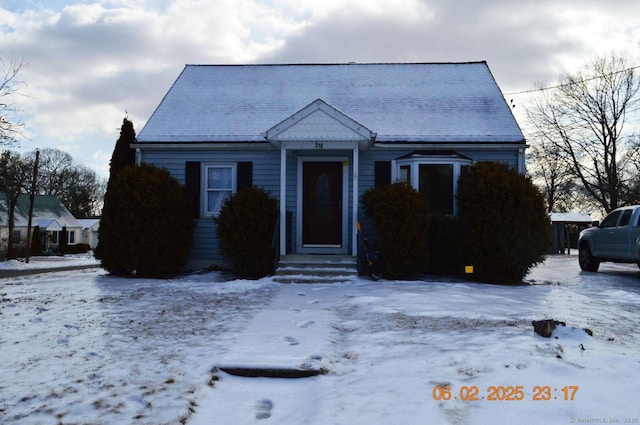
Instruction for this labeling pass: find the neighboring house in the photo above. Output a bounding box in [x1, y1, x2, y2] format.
[0, 193, 82, 254]
[134, 62, 526, 269]
[77, 218, 100, 249]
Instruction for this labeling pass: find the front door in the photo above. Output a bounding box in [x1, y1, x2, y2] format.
[302, 161, 343, 247]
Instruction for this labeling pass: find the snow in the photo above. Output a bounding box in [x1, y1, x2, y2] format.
[1, 255, 639, 424]
[136, 63, 524, 144]
[549, 212, 593, 223]
[0, 253, 99, 270]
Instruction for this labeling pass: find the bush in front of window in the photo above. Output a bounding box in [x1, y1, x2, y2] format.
[214, 187, 279, 279]
[62, 243, 91, 254]
[427, 214, 470, 275]
[362, 182, 429, 279]
[95, 163, 195, 277]
[457, 161, 551, 284]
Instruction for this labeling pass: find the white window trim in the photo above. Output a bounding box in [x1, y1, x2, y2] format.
[395, 157, 472, 216]
[202, 163, 237, 217]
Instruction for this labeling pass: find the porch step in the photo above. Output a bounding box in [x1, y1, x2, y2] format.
[274, 255, 358, 284]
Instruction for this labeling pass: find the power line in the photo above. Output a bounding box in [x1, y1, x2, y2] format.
[504, 64, 640, 96]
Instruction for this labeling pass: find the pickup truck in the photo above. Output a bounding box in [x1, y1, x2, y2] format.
[578, 205, 640, 272]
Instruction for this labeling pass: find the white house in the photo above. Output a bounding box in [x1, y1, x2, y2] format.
[77, 218, 100, 249]
[0, 193, 82, 254]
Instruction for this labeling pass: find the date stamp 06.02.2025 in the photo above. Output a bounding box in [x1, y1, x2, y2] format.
[432, 385, 639, 423]
[432, 385, 579, 401]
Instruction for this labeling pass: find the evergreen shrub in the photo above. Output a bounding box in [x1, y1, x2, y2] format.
[457, 161, 551, 283]
[30, 226, 43, 256]
[362, 182, 429, 279]
[95, 163, 194, 277]
[63, 243, 91, 254]
[59, 227, 68, 255]
[427, 214, 469, 275]
[214, 187, 279, 279]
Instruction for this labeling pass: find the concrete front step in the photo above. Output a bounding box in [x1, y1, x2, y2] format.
[274, 255, 358, 284]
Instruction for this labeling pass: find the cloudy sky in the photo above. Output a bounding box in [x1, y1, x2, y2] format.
[1, 0, 639, 177]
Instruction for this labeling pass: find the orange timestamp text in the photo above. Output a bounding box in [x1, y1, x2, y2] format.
[432, 385, 579, 401]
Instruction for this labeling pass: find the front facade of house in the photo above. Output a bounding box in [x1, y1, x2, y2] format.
[134, 62, 526, 269]
[0, 193, 83, 254]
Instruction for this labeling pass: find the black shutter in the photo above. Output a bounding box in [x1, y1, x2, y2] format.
[237, 161, 253, 190]
[185, 161, 201, 218]
[374, 161, 391, 186]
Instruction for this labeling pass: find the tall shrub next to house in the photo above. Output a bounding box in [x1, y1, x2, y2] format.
[59, 227, 68, 255]
[97, 163, 194, 276]
[95, 117, 137, 264]
[427, 214, 470, 276]
[107, 117, 136, 187]
[215, 187, 278, 279]
[457, 161, 550, 283]
[362, 182, 429, 279]
[30, 226, 42, 256]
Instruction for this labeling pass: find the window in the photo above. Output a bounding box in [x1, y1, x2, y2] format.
[600, 210, 621, 228]
[399, 165, 411, 183]
[67, 230, 76, 244]
[395, 152, 472, 216]
[51, 231, 59, 244]
[619, 209, 632, 227]
[419, 164, 454, 215]
[203, 164, 236, 216]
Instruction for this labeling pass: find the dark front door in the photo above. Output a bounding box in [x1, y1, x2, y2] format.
[302, 161, 343, 246]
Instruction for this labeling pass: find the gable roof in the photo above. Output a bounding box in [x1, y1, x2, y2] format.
[136, 62, 524, 144]
[37, 218, 64, 231]
[0, 193, 81, 229]
[77, 218, 100, 230]
[264, 98, 376, 148]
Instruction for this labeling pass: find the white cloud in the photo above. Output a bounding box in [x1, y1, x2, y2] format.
[0, 0, 299, 175]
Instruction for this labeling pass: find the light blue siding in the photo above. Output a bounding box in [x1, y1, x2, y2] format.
[356, 147, 522, 237]
[141, 147, 281, 268]
[141, 145, 521, 268]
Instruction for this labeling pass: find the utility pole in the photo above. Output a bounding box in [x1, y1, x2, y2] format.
[25, 149, 40, 263]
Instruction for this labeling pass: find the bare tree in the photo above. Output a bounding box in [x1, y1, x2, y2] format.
[34, 148, 75, 198]
[0, 58, 25, 146]
[30, 148, 106, 217]
[527, 52, 640, 213]
[527, 137, 577, 212]
[65, 165, 106, 217]
[0, 151, 32, 259]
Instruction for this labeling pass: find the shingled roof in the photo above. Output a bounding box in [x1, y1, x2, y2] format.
[136, 62, 524, 144]
[0, 193, 81, 229]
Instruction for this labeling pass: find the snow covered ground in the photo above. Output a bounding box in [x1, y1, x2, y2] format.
[0, 253, 99, 271]
[1, 255, 639, 425]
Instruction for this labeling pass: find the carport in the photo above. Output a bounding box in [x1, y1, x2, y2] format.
[549, 212, 592, 254]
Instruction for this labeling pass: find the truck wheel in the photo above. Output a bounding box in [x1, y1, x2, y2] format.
[579, 244, 600, 272]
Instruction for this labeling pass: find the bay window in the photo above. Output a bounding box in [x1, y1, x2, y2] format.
[396, 152, 472, 216]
